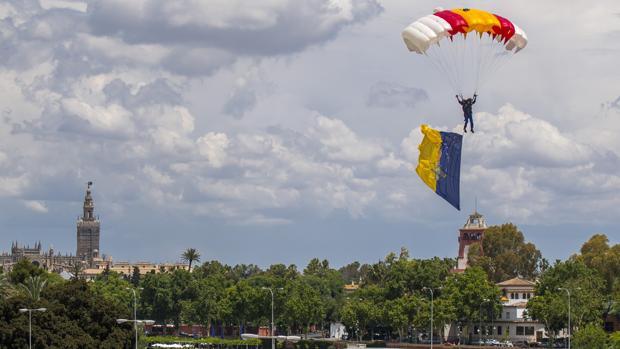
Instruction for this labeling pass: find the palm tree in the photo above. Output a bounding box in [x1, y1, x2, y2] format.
[0, 273, 13, 299]
[181, 248, 201, 272]
[19, 275, 47, 302]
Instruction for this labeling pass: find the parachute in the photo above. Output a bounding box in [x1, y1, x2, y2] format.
[402, 8, 527, 97]
[416, 125, 462, 210]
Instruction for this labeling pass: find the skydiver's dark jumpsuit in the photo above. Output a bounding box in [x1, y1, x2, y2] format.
[456, 94, 477, 133]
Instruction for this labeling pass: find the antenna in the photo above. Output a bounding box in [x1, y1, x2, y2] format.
[474, 196, 478, 213]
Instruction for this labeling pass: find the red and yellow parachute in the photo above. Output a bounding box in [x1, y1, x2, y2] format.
[402, 8, 528, 97]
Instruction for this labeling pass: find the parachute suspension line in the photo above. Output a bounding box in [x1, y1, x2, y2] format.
[474, 33, 486, 95]
[430, 41, 460, 93]
[478, 38, 514, 91]
[457, 34, 466, 96]
[479, 36, 505, 91]
[425, 49, 456, 93]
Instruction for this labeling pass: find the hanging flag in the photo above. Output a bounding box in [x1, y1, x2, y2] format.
[416, 124, 462, 210]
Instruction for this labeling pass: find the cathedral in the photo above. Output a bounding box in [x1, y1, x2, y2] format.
[0, 182, 110, 271]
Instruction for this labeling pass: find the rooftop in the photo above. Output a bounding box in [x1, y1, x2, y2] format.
[497, 277, 536, 287]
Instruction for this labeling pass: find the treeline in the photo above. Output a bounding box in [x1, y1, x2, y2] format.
[2, 224, 620, 348]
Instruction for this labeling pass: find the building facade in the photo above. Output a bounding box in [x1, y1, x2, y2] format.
[492, 277, 545, 344]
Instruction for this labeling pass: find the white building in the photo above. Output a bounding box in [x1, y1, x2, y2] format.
[491, 277, 545, 343]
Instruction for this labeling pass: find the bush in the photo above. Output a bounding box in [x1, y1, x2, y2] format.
[293, 340, 334, 349]
[609, 331, 620, 349]
[572, 323, 608, 349]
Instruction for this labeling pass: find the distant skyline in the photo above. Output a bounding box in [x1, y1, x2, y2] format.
[1, 0, 619, 267]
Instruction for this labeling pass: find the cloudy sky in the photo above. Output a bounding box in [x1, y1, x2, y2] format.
[1, 0, 619, 267]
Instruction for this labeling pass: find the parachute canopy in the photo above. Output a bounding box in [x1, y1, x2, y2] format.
[402, 8, 527, 97]
[416, 124, 462, 210]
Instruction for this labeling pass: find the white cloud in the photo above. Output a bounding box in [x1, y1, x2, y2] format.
[311, 115, 384, 162]
[196, 132, 230, 168]
[466, 105, 594, 168]
[22, 200, 48, 213]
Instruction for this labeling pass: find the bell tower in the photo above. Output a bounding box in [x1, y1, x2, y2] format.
[76, 181, 100, 266]
[455, 210, 487, 271]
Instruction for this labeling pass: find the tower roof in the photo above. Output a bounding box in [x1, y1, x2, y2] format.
[462, 210, 486, 230]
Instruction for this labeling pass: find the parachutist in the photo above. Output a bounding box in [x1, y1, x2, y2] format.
[456, 94, 476, 133]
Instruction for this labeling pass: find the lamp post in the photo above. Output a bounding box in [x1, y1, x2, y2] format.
[126, 287, 144, 349]
[479, 298, 489, 345]
[422, 287, 439, 349]
[18, 308, 46, 349]
[262, 287, 283, 349]
[558, 287, 580, 349]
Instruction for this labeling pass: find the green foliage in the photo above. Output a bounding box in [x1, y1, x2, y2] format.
[609, 331, 620, 349]
[293, 340, 335, 349]
[527, 259, 606, 340]
[90, 271, 134, 314]
[181, 248, 201, 272]
[0, 273, 13, 299]
[18, 275, 47, 302]
[0, 279, 133, 348]
[575, 234, 620, 295]
[9, 259, 46, 284]
[284, 278, 326, 336]
[572, 323, 608, 349]
[144, 336, 260, 345]
[443, 267, 501, 325]
[468, 223, 542, 282]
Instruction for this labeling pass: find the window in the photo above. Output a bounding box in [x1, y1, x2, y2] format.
[505, 312, 511, 320]
[525, 327, 535, 336]
[516, 326, 524, 335]
[510, 293, 515, 299]
[497, 326, 503, 336]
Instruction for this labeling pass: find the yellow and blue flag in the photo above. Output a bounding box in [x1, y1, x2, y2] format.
[416, 124, 462, 210]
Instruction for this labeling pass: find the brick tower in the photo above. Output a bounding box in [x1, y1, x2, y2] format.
[455, 210, 487, 271]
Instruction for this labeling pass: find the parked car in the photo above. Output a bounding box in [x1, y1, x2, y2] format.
[484, 338, 502, 346]
[500, 340, 514, 347]
[512, 340, 530, 348]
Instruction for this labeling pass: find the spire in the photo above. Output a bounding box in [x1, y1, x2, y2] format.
[463, 210, 486, 230]
[83, 181, 95, 221]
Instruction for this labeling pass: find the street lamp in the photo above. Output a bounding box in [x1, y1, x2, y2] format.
[422, 287, 440, 349]
[262, 287, 283, 349]
[479, 299, 489, 344]
[18, 308, 46, 349]
[558, 287, 581, 349]
[126, 287, 144, 349]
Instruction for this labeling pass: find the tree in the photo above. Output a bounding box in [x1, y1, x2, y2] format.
[19, 275, 47, 302]
[339, 262, 363, 283]
[527, 260, 606, 341]
[181, 248, 201, 272]
[283, 278, 325, 337]
[0, 278, 134, 348]
[442, 267, 502, 342]
[468, 223, 542, 282]
[69, 261, 85, 280]
[9, 259, 45, 284]
[575, 234, 620, 294]
[572, 323, 608, 349]
[131, 266, 141, 286]
[610, 331, 620, 349]
[0, 273, 13, 299]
